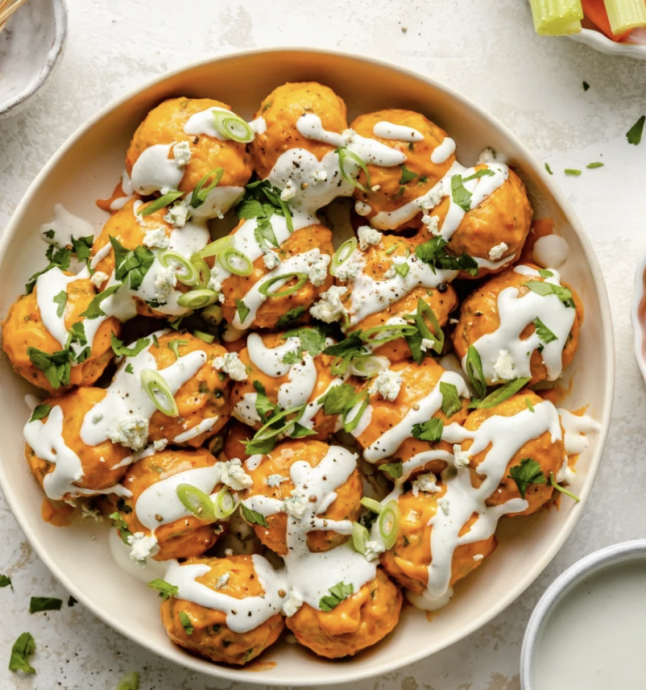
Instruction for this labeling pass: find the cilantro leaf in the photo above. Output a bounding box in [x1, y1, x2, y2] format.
[404, 298, 444, 363]
[109, 237, 155, 291]
[451, 174, 472, 212]
[29, 597, 62, 614]
[0, 574, 12, 589]
[253, 380, 280, 421]
[508, 457, 545, 499]
[67, 596, 77, 607]
[411, 417, 444, 442]
[147, 579, 178, 601]
[439, 382, 462, 418]
[534, 317, 557, 344]
[399, 164, 418, 184]
[29, 404, 52, 423]
[25, 246, 72, 294]
[53, 291, 67, 318]
[236, 299, 250, 324]
[323, 332, 367, 375]
[282, 327, 327, 363]
[109, 511, 132, 545]
[317, 383, 357, 415]
[111, 335, 150, 357]
[80, 283, 122, 319]
[241, 503, 269, 527]
[27, 348, 71, 389]
[524, 280, 575, 308]
[379, 461, 403, 479]
[254, 216, 279, 249]
[276, 306, 305, 328]
[179, 611, 194, 636]
[71, 235, 94, 264]
[415, 236, 478, 277]
[394, 261, 410, 278]
[319, 581, 354, 612]
[9, 632, 36, 674]
[538, 269, 553, 279]
[627, 115, 645, 146]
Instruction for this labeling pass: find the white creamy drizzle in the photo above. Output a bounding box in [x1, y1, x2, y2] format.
[130, 144, 184, 195]
[367, 161, 508, 232]
[461, 266, 576, 383]
[90, 242, 112, 271]
[373, 121, 424, 142]
[99, 217, 210, 321]
[232, 393, 262, 427]
[297, 375, 345, 430]
[110, 170, 135, 212]
[80, 334, 206, 447]
[40, 204, 95, 248]
[188, 186, 245, 219]
[430, 137, 456, 164]
[362, 371, 469, 468]
[556, 409, 601, 482]
[242, 445, 376, 611]
[164, 555, 284, 633]
[250, 116, 267, 135]
[136, 465, 224, 531]
[341, 249, 457, 326]
[183, 106, 255, 142]
[24, 406, 131, 500]
[173, 417, 219, 444]
[413, 401, 562, 608]
[36, 267, 107, 357]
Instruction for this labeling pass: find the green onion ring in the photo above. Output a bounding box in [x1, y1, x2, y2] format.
[352, 521, 369, 555]
[212, 111, 255, 144]
[177, 289, 219, 309]
[191, 167, 224, 209]
[218, 248, 254, 277]
[336, 147, 372, 193]
[330, 238, 358, 276]
[252, 405, 305, 442]
[158, 250, 199, 287]
[193, 330, 215, 344]
[378, 500, 400, 550]
[258, 272, 308, 298]
[213, 487, 239, 519]
[342, 394, 369, 434]
[191, 256, 212, 289]
[360, 324, 417, 346]
[176, 483, 216, 521]
[198, 236, 233, 259]
[201, 304, 223, 325]
[349, 355, 390, 378]
[141, 369, 179, 417]
[360, 497, 383, 514]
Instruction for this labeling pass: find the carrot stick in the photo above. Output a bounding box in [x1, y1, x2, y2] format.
[582, 0, 632, 40]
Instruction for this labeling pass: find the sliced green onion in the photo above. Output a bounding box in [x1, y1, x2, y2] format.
[141, 369, 179, 417]
[193, 330, 215, 344]
[343, 394, 369, 433]
[378, 500, 400, 550]
[360, 497, 383, 514]
[212, 111, 255, 144]
[198, 236, 233, 259]
[158, 250, 199, 286]
[605, 0, 646, 35]
[330, 238, 357, 276]
[191, 256, 212, 288]
[139, 190, 184, 217]
[360, 324, 417, 346]
[202, 304, 223, 325]
[176, 483, 216, 521]
[352, 522, 369, 555]
[529, 0, 583, 35]
[349, 355, 390, 378]
[177, 289, 219, 309]
[472, 377, 531, 409]
[253, 405, 305, 442]
[191, 168, 224, 209]
[218, 248, 253, 277]
[549, 472, 580, 503]
[465, 345, 487, 399]
[410, 299, 445, 355]
[336, 147, 372, 193]
[258, 272, 308, 298]
[213, 488, 238, 519]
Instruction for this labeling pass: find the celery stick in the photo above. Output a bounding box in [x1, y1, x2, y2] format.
[530, 0, 584, 35]
[604, 0, 646, 35]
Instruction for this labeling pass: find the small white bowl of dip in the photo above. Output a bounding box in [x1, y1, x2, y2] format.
[521, 540, 646, 690]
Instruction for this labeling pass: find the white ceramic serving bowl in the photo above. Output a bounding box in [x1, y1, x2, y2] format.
[0, 0, 67, 118]
[570, 24, 646, 59]
[0, 49, 614, 685]
[631, 252, 646, 381]
[520, 540, 646, 689]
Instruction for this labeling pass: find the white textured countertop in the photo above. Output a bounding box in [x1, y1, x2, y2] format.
[0, 0, 643, 688]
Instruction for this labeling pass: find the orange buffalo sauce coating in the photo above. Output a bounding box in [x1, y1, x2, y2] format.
[41, 498, 75, 527]
[351, 109, 455, 229]
[26, 388, 130, 499]
[220, 222, 334, 330]
[355, 359, 468, 478]
[126, 97, 252, 193]
[223, 421, 254, 462]
[381, 489, 495, 594]
[147, 332, 232, 447]
[230, 331, 338, 439]
[518, 217, 554, 265]
[452, 263, 582, 386]
[462, 391, 566, 517]
[2, 276, 119, 394]
[250, 82, 348, 179]
[161, 556, 284, 666]
[115, 447, 224, 561]
[285, 569, 401, 658]
[242, 439, 361, 555]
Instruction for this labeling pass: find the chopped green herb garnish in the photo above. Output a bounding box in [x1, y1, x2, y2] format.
[411, 418, 444, 442]
[139, 191, 184, 216]
[53, 291, 67, 318]
[80, 283, 122, 319]
[379, 462, 403, 479]
[587, 162, 604, 169]
[29, 597, 62, 614]
[564, 169, 581, 176]
[125, 363, 134, 374]
[25, 245, 72, 294]
[549, 472, 580, 502]
[545, 163, 553, 175]
[526, 397, 535, 412]
[111, 335, 150, 358]
[29, 405, 52, 423]
[0, 574, 12, 589]
[399, 164, 418, 184]
[116, 672, 140, 690]
[179, 611, 194, 636]
[525, 280, 575, 308]
[627, 115, 645, 146]
[415, 236, 478, 277]
[236, 299, 250, 324]
[319, 582, 354, 612]
[534, 317, 558, 344]
[168, 339, 188, 360]
[9, 632, 36, 674]
[27, 348, 71, 389]
[276, 306, 305, 328]
[439, 382, 462, 418]
[146, 579, 178, 601]
[508, 458, 545, 499]
[109, 511, 132, 545]
[109, 236, 155, 291]
[470, 377, 531, 409]
[583, 81, 590, 91]
[465, 345, 487, 399]
[394, 262, 410, 278]
[241, 503, 269, 527]
[71, 236, 94, 265]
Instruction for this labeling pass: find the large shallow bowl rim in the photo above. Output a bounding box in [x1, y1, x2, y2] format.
[631, 252, 646, 381]
[570, 26, 646, 59]
[520, 539, 646, 689]
[0, 0, 68, 116]
[0, 47, 615, 685]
